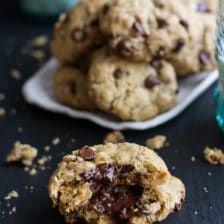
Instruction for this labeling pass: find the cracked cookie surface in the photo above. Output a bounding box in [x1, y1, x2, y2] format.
[100, 0, 216, 75]
[88, 48, 177, 121]
[167, 0, 216, 76]
[48, 142, 185, 224]
[51, 0, 109, 64]
[53, 66, 95, 110]
[100, 0, 191, 63]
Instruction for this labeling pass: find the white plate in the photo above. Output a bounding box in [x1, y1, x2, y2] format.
[22, 58, 218, 130]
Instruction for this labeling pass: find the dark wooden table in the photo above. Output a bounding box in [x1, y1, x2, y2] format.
[0, 2, 224, 224]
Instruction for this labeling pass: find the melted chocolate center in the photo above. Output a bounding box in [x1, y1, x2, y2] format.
[82, 164, 145, 222]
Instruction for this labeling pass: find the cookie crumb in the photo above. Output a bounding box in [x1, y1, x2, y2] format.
[29, 168, 37, 176]
[145, 135, 167, 150]
[0, 107, 6, 117]
[9, 206, 16, 215]
[208, 172, 212, 176]
[5, 141, 38, 166]
[204, 147, 224, 165]
[104, 131, 125, 144]
[10, 69, 22, 80]
[31, 35, 48, 47]
[194, 210, 198, 215]
[0, 93, 5, 101]
[37, 155, 51, 166]
[52, 137, 61, 145]
[44, 145, 50, 152]
[17, 127, 23, 133]
[4, 191, 19, 200]
[203, 187, 208, 193]
[191, 156, 196, 162]
[31, 50, 45, 62]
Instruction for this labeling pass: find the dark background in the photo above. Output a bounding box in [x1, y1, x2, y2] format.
[0, 1, 224, 224]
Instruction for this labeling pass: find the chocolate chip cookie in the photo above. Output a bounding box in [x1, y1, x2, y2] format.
[167, 0, 216, 76]
[53, 66, 95, 110]
[48, 142, 185, 224]
[100, 0, 190, 63]
[51, 0, 109, 64]
[88, 48, 177, 121]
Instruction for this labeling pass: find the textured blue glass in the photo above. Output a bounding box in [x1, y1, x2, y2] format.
[215, 1, 224, 131]
[19, 0, 78, 21]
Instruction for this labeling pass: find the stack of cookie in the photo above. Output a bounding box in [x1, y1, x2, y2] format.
[51, 0, 216, 121]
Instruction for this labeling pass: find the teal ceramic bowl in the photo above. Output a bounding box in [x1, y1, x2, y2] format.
[19, 0, 78, 22]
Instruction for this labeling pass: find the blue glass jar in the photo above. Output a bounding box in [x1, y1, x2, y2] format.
[19, 0, 78, 22]
[216, 0, 224, 131]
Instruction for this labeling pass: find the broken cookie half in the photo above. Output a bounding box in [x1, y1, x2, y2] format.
[48, 143, 185, 224]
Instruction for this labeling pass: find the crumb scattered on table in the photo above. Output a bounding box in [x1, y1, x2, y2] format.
[104, 131, 125, 144]
[52, 137, 61, 145]
[44, 145, 50, 152]
[191, 156, 196, 162]
[0, 107, 6, 117]
[5, 141, 38, 166]
[10, 69, 21, 80]
[204, 147, 224, 165]
[145, 135, 167, 150]
[29, 168, 37, 176]
[31, 35, 48, 47]
[17, 127, 23, 133]
[4, 191, 19, 200]
[0, 93, 5, 101]
[31, 50, 45, 62]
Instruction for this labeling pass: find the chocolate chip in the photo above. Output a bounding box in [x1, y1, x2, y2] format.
[117, 40, 135, 56]
[78, 147, 95, 160]
[199, 50, 211, 65]
[197, 3, 211, 13]
[68, 81, 76, 94]
[119, 165, 134, 173]
[172, 38, 185, 53]
[90, 19, 99, 26]
[144, 75, 161, 88]
[150, 59, 161, 69]
[157, 19, 168, 29]
[90, 185, 143, 218]
[179, 19, 189, 30]
[132, 21, 147, 36]
[71, 28, 87, 42]
[113, 68, 122, 79]
[103, 4, 110, 14]
[175, 89, 179, 94]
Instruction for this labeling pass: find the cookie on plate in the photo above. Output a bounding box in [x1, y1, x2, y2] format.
[100, 0, 191, 63]
[167, 1, 216, 76]
[53, 66, 95, 110]
[88, 48, 178, 121]
[51, 0, 109, 64]
[48, 142, 185, 224]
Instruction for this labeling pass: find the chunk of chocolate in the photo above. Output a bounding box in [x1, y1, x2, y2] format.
[113, 68, 122, 79]
[117, 40, 135, 56]
[71, 28, 87, 42]
[199, 50, 211, 65]
[90, 19, 99, 27]
[172, 38, 185, 53]
[197, 3, 211, 13]
[144, 75, 161, 88]
[103, 4, 110, 14]
[68, 81, 76, 94]
[90, 185, 143, 219]
[157, 19, 168, 29]
[132, 21, 147, 36]
[179, 19, 189, 30]
[78, 147, 95, 160]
